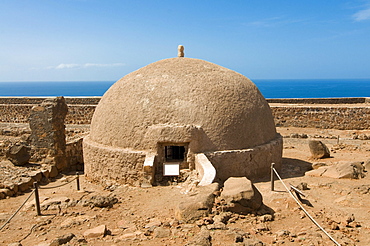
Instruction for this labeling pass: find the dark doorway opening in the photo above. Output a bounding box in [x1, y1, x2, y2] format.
[165, 146, 185, 161]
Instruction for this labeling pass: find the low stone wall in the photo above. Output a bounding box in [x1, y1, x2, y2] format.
[0, 104, 96, 124]
[66, 105, 96, 124]
[206, 135, 283, 182]
[0, 97, 99, 124]
[272, 106, 370, 130]
[83, 135, 147, 187]
[0, 97, 369, 129]
[0, 97, 101, 105]
[267, 97, 369, 104]
[0, 104, 33, 123]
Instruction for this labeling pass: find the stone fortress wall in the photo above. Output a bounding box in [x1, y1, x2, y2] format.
[269, 98, 370, 130]
[0, 97, 99, 124]
[0, 97, 369, 129]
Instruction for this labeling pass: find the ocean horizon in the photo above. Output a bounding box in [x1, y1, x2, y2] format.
[0, 79, 369, 99]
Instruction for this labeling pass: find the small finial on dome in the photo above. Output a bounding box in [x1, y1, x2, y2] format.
[178, 45, 184, 57]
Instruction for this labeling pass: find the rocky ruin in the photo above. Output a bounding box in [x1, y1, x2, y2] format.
[0, 97, 85, 198]
[29, 96, 68, 170]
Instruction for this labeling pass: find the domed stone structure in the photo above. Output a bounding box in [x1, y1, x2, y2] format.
[83, 54, 282, 187]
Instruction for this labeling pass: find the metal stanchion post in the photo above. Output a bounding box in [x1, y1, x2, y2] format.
[76, 172, 80, 191]
[33, 182, 41, 216]
[271, 163, 275, 191]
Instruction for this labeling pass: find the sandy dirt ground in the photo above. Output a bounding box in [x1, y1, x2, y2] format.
[0, 126, 370, 246]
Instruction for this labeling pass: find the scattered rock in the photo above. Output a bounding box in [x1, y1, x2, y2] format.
[206, 221, 227, 230]
[258, 214, 274, 222]
[290, 133, 299, 138]
[330, 222, 340, 230]
[3, 181, 18, 194]
[144, 218, 162, 229]
[255, 223, 270, 232]
[186, 226, 211, 246]
[195, 217, 214, 226]
[306, 161, 366, 179]
[243, 238, 265, 246]
[234, 233, 244, 243]
[348, 221, 361, 228]
[276, 230, 290, 237]
[17, 177, 34, 192]
[83, 224, 107, 239]
[308, 140, 330, 159]
[0, 188, 14, 197]
[41, 197, 70, 210]
[6, 142, 31, 166]
[28, 171, 42, 182]
[117, 219, 131, 229]
[48, 165, 59, 178]
[356, 134, 369, 140]
[175, 183, 219, 223]
[351, 161, 365, 178]
[80, 195, 118, 208]
[119, 232, 138, 240]
[49, 233, 75, 246]
[153, 227, 171, 238]
[60, 215, 90, 228]
[41, 169, 50, 178]
[345, 214, 355, 225]
[290, 133, 308, 138]
[213, 212, 232, 224]
[220, 177, 262, 213]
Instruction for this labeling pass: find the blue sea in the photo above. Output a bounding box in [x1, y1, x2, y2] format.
[0, 79, 369, 99]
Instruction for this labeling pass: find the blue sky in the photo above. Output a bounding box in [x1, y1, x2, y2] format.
[1, 0, 370, 82]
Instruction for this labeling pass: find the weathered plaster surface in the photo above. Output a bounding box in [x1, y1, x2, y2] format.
[83, 135, 146, 186]
[206, 134, 283, 182]
[84, 57, 282, 186]
[89, 58, 277, 151]
[195, 153, 216, 186]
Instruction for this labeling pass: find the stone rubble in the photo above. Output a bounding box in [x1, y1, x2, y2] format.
[308, 140, 331, 159]
[79, 195, 119, 208]
[220, 177, 263, 214]
[0, 107, 369, 245]
[306, 161, 367, 179]
[83, 224, 107, 239]
[5, 142, 31, 166]
[3, 181, 363, 246]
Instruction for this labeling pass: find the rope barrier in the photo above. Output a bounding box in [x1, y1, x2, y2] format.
[38, 177, 77, 189]
[1, 173, 80, 232]
[0, 190, 35, 231]
[272, 166, 341, 246]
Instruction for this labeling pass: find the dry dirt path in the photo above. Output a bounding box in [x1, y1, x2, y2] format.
[0, 127, 369, 245]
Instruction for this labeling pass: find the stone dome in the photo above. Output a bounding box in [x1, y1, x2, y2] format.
[89, 57, 277, 151]
[84, 56, 282, 187]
